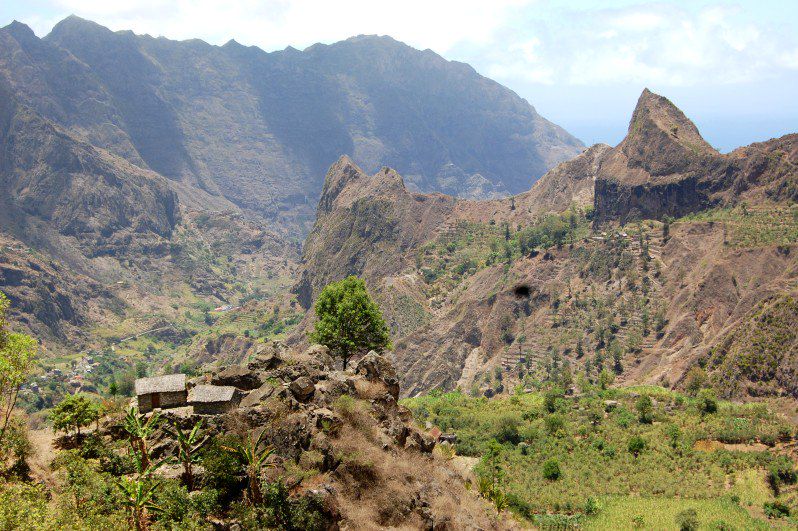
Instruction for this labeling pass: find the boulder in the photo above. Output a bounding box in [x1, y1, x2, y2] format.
[354, 351, 400, 399]
[405, 429, 435, 453]
[246, 341, 286, 372]
[303, 344, 335, 371]
[290, 376, 316, 402]
[211, 366, 262, 390]
[240, 382, 275, 408]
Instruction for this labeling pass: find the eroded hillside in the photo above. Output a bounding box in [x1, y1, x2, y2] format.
[292, 89, 798, 400]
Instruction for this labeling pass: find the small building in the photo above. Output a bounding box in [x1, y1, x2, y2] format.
[135, 374, 187, 413]
[188, 384, 240, 415]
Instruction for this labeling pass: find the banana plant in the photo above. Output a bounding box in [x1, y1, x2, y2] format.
[164, 419, 209, 491]
[222, 428, 275, 505]
[124, 406, 162, 473]
[116, 475, 164, 531]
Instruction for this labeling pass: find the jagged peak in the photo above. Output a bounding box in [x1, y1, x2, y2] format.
[626, 88, 716, 155]
[317, 156, 409, 214]
[2, 20, 37, 41]
[317, 155, 367, 213]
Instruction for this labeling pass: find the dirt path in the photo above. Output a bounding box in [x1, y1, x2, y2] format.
[28, 427, 58, 488]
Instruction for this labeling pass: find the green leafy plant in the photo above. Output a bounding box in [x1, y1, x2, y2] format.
[50, 394, 101, 436]
[222, 429, 275, 505]
[164, 419, 209, 491]
[123, 407, 162, 472]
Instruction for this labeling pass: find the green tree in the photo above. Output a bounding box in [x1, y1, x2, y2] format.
[542, 458, 561, 480]
[309, 276, 391, 370]
[477, 440, 507, 510]
[0, 292, 38, 451]
[598, 369, 615, 390]
[116, 476, 163, 531]
[697, 388, 718, 416]
[628, 435, 646, 457]
[675, 508, 698, 531]
[50, 394, 101, 436]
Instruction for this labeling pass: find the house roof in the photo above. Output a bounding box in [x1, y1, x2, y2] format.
[188, 384, 236, 403]
[135, 374, 186, 395]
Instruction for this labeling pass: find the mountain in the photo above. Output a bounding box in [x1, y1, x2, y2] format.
[0, 16, 582, 229]
[292, 89, 798, 399]
[594, 89, 798, 223]
[0, 16, 585, 364]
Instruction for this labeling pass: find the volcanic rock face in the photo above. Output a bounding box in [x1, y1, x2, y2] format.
[593, 89, 798, 224]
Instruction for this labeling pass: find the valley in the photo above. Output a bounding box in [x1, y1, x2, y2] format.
[0, 10, 796, 530]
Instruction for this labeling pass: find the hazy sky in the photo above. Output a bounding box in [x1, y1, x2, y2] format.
[3, 0, 797, 151]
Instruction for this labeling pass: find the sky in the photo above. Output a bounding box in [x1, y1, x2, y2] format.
[2, 0, 797, 151]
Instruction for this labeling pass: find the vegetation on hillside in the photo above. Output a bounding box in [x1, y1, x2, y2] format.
[405, 385, 798, 528]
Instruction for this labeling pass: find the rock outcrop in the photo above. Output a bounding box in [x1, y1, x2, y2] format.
[593, 89, 798, 224]
[126, 342, 498, 529]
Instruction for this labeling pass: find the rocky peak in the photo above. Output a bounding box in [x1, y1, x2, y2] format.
[316, 155, 366, 214]
[2, 20, 36, 41]
[46, 14, 111, 41]
[316, 155, 407, 215]
[620, 88, 718, 178]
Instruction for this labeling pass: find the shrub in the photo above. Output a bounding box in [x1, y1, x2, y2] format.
[763, 501, 790, 518]
[628, 435, 646, 457]
[493, 416, 522, 445]
[545, 414, 565, 435]
[697, 388, 718, 415]
[544, 387, 565, 413]
[201, 435, 245, 504]
[542, 458, 561, 481]
[675, 508, 699, 531]
[767, 457, 797, 494]
[635, 395, 653, 424]
[583, 496, 599, 515]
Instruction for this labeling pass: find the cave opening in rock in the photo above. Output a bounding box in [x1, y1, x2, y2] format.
[513, 285, 531, 298]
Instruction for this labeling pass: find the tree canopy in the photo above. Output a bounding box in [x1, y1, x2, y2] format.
[50, 394, 101, 435]
[309, 276, 390, 369]
[0, 291, 37, 450]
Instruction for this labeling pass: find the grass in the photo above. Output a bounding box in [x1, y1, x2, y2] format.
[586, 495, 767, 530]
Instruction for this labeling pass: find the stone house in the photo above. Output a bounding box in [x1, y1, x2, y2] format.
[188, 384, 240, 415]
[135, 374, 187, 413]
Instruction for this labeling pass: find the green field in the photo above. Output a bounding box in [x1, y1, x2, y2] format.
[403, 386, 798, 528]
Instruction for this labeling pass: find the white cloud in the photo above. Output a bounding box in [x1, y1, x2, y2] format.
[477, 2, 798, 87]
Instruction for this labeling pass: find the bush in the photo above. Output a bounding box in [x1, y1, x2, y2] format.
[767, 457, 797, 494]
[201, 435, 245, 503]
[545, 414, 565, 435]
[583, 496, 599, 515]
[697, 389, 718, 415]
[763, 501, 790, 518]
[635, 395, 653, 424]
[542, 458, 561, 481]
[544, 387, 565, 413]
[675, 508, 698, 531]
[493, 416, 522, 445]
[628, 435, 646, 457]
